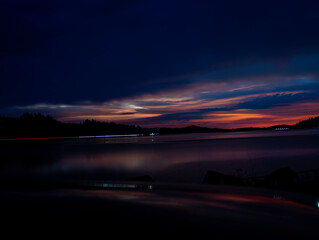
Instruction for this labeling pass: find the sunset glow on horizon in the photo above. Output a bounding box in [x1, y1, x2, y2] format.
[14, 76, 319, 129]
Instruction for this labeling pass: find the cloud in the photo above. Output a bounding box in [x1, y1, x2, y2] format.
[15, 103, 74, 110]
[234, 91, 316, 110]
[11, 73, 319, 128]
[1, 0, 319, 108]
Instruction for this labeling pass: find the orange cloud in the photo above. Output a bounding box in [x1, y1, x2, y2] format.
[186, 101, 319, 128]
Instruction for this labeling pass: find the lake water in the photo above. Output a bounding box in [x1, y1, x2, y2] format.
[1, 129, 319, 184]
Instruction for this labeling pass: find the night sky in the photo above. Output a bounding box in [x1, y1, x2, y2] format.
[1, 0, 319, 128]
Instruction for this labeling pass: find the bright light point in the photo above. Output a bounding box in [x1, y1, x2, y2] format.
[317, 201, 319, 208]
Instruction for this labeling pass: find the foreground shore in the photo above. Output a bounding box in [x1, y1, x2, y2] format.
[1, 181, 319, 239]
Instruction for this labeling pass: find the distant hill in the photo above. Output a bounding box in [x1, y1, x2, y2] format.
[145, 125, 266, 135]
[148, 125, 227, 135]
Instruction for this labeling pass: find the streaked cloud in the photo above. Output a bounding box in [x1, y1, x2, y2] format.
[13, 75, 319, 128]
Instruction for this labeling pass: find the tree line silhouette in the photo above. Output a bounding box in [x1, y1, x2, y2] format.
[293, 116, 319, 129]
[0, 113, 144, 138]
[0, 113, 318, 138]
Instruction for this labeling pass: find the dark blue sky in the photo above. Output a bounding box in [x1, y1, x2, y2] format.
[1, 0, 319, 127]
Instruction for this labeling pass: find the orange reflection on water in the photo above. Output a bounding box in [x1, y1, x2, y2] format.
[78, 189, 238, 211]
[192, 193, 314, 210]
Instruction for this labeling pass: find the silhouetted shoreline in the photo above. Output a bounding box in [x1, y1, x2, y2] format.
[1, 113, 318, 139]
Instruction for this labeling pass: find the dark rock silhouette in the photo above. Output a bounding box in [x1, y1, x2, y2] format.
[264, 167, 299, 189]
[202, 170, 243, 185]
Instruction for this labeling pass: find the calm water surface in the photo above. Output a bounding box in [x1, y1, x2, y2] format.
[1, 129, 319, 183]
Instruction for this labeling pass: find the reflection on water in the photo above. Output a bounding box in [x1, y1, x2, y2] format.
[71, 128, 319, 144]
[0, 129, 319, 183]
[71, 184, 316, 214]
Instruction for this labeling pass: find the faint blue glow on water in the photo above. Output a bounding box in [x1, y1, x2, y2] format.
[100, 183, 137, 189]
[91, 183, 153, 190]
